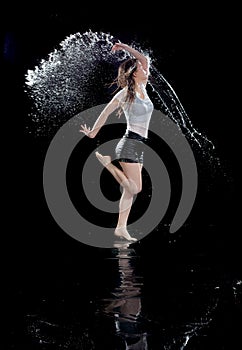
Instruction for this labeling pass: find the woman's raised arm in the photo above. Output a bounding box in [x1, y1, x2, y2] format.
[111, 42, 149, 73]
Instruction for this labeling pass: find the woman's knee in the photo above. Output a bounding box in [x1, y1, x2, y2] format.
[132, 188, 142, 195]
[135, 185, 142, 194]
[129, 179, 142, 195]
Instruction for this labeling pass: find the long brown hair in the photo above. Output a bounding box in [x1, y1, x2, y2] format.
[111, 58, 138, 105]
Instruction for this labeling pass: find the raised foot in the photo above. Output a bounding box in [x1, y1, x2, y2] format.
[114, 227, 137, 242]
[95, 152, 112, 167]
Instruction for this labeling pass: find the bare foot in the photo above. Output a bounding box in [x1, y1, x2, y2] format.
[113, 242, 131, 249]
[114, 227, 137, 242]
[95, 151, 112, 167]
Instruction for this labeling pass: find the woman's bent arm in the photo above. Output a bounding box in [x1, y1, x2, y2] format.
[80, 97, 119, 138]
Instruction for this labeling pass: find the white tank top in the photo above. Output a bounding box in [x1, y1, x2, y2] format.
[114, 84, 154, 138]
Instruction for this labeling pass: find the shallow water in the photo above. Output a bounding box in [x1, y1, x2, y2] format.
[7, 232, 241, 350]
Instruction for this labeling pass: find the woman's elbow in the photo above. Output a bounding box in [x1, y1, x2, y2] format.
[89, 131, 96, 138]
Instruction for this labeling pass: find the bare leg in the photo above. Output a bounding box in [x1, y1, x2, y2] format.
[95, 152, 137, 194]
[114, 188, 136, 241]
[95, 152, 142, 242]
[117, 188, 134, 228]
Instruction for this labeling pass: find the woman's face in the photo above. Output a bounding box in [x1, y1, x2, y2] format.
[133, 61, 148, 81]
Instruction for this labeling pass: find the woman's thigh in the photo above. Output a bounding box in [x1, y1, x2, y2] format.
[119, 162, 143, 192]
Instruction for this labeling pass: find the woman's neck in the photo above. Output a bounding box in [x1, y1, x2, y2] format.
[135, 82, 145, 99]
[135, 81, 144, 91]
[135, 78, 143, 86]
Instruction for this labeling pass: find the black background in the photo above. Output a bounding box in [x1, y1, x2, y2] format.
[3, 5, 239, 349]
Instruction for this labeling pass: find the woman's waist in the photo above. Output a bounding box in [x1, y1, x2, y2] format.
[124, 129, 148, 142]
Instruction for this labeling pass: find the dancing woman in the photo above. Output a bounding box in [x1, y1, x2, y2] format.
[80, 42, 154, 241]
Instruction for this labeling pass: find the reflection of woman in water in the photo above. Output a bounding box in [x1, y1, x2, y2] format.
[80, 43, 154, 241]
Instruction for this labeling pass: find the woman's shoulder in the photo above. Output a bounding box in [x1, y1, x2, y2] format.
[112, 87, 127, 101]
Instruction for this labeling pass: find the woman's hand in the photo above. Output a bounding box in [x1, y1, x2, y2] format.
[111, 43, 127, 52]
[79, 124, 94, 138]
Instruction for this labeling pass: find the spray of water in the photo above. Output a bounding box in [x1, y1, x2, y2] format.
[25, 29, 219, 165]
[25, 31, 126, 136]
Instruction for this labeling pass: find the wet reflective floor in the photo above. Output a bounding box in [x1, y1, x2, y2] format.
[7, 225, 241, 350]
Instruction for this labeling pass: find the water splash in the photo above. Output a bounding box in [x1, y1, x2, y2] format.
[25, 30, 127, 136]
[148, 66, 215, 151]
[25, 29, 214, 152]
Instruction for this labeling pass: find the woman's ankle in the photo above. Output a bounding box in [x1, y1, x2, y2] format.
[115, 225, 127, 230]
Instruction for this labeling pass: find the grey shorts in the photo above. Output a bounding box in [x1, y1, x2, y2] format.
[115, 130, 147, 164]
